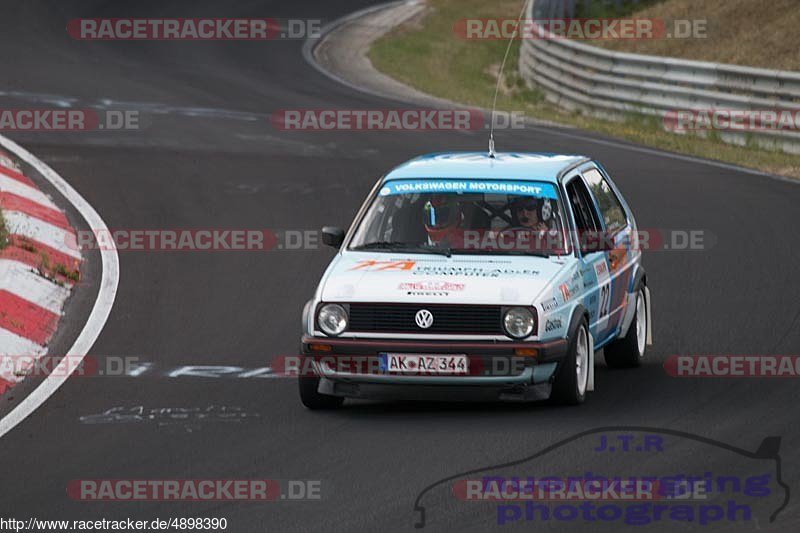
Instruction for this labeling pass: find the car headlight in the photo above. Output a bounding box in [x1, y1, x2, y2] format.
[503, 307, 535, 339]
[317, 303, 348, 336]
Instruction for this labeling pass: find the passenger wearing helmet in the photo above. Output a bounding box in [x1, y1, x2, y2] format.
[424, 195, 463, 246]
[509, 197, 551, 231]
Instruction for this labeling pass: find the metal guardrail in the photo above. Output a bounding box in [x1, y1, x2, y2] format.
[519, 0, 800, 154]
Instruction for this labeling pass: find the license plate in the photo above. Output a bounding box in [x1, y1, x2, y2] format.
[378, 353, 469, 375]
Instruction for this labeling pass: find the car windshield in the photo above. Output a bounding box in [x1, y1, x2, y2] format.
[349, 179, 570, 256]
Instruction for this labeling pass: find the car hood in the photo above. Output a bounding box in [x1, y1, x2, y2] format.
[318, 252, 569, 306]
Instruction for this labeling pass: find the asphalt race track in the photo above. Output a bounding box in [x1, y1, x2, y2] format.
[1, 1, 799, 531]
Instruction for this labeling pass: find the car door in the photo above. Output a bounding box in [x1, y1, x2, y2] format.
[563, 172, 612, 344]
[580, 166, 636, 343]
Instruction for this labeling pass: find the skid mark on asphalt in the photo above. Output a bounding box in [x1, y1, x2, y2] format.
[80, 405, 261, 431]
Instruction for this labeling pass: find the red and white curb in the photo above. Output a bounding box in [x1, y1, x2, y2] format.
[0, 156, 82, 391]
[0, 134, 118, 439]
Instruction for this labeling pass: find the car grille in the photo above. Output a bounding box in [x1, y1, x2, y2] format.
[346, 303, 503, 335]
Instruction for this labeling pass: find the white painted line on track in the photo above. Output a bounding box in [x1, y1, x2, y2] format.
[0, 134, 119, 439]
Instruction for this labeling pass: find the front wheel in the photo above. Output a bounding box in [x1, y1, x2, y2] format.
[604, 287, 647, 368]
[299, 375, 344, 410]
[552, 317, 590, 405]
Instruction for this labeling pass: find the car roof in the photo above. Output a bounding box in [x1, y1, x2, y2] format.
[382, 152, 590, 184]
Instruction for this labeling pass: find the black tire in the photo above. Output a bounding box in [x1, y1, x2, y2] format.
[552, 316, 590, 405]
[299, 375, 344, 410]
[604, 287, 647, 369]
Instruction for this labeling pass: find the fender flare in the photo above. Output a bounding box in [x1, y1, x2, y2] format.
[620, 266, 648, 339]
[565, 304, 594, 392]
[301, 299, 314, 336]
[631, 267, 646, 294]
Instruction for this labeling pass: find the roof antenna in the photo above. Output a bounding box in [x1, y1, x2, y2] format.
[488, 0, 530, 159]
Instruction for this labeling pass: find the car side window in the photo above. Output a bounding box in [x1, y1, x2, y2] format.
[583, 168, 627, 235]
[565, 177, 601, 233]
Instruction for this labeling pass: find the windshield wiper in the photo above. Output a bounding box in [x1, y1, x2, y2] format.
[351, 241, 452, 257]
[450, 249, 551, 258]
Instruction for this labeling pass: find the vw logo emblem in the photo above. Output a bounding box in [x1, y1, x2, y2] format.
[415, 309, 434, 329]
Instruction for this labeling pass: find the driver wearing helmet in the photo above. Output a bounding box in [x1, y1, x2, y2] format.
[424, 195, 463, 247]
[509, 196, 551, 231]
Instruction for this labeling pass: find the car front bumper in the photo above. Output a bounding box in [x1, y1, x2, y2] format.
[300, 336, 569, 402]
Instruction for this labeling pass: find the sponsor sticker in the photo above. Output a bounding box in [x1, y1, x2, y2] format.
[544, 318, 563, 333]
[541, 298, 558, 312]
[379, 179, 558, 199]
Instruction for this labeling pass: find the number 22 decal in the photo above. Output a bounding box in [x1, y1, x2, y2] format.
[593, 259, 612, 329]
[598, 284, 611, 319]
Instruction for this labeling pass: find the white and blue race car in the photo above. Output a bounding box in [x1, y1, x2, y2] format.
[300, 152, 652, 408]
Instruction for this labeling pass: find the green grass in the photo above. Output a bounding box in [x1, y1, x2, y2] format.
[36, 251, 79, 285]
[54, 262, 80, 283]
[590, 0, 800, 71]
[0, 215, 79, 282]
[369, 0, 541, 112]
[368, 0, 800, 179]
[0, 205, 78, 282]
[574, 0, 665, 18]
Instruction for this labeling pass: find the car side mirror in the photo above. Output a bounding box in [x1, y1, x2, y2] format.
[321, 226, 345, 249]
